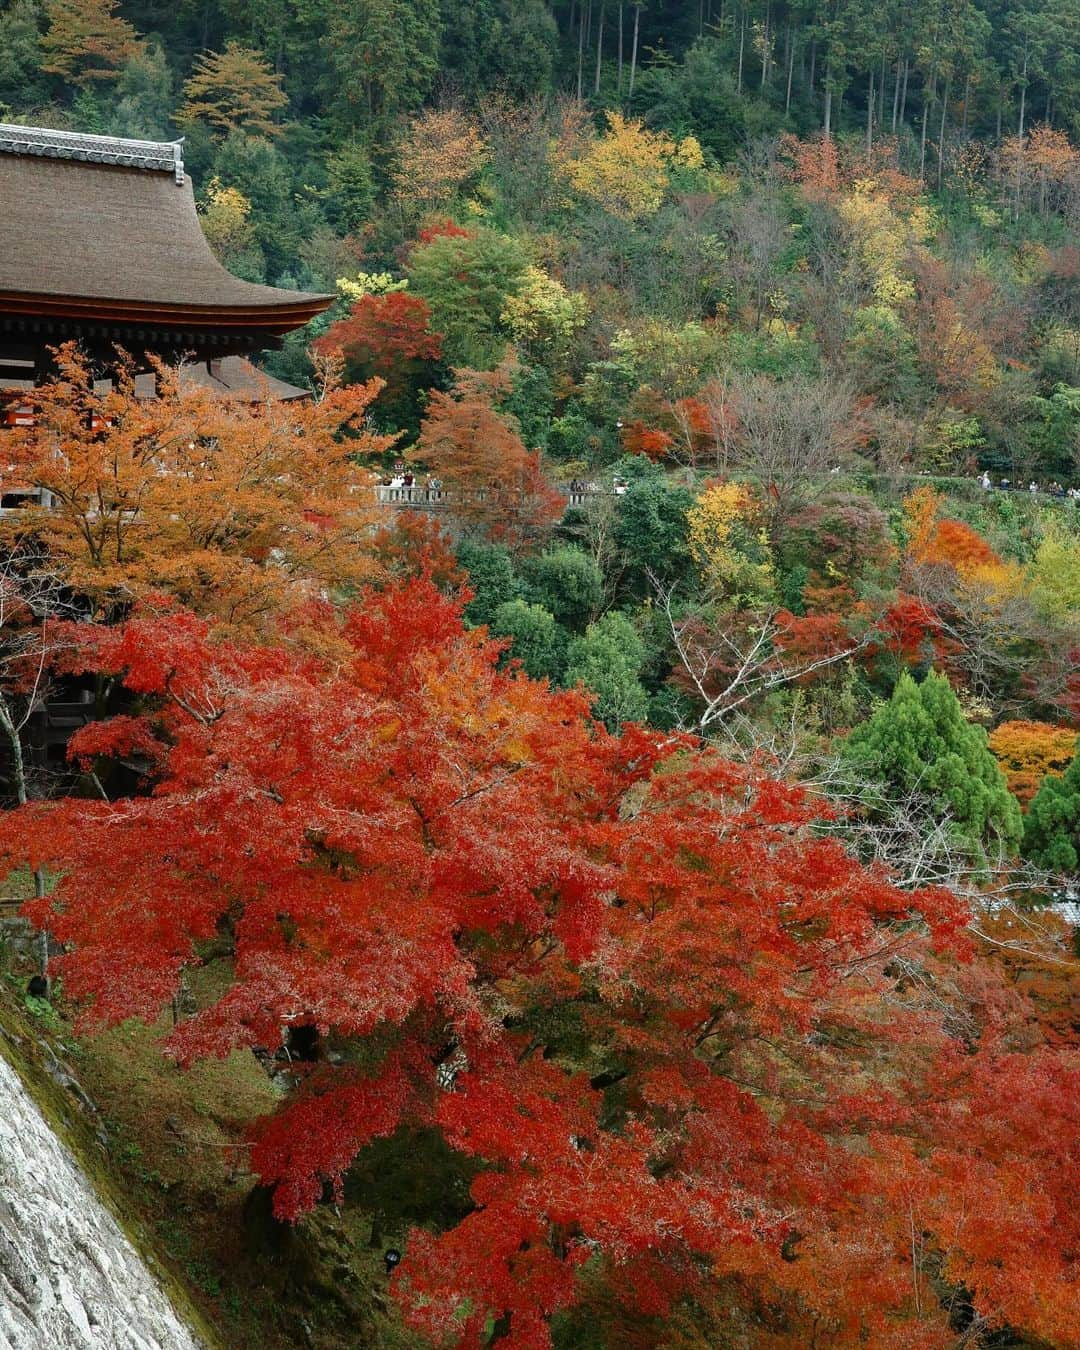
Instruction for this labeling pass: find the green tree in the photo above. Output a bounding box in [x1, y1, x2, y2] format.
[1023, 747, 1080, 873]
[458, 541, 521, 628]
[522, 546, 604, 632]
[843, 670, 1023, 865]
[489, 599, 565, 682]
[612, 459, 694, 589]
[438, 0, 558, 100]
[109, 38, 174, 139]
[325, 0, 442, 127]
[0, 0, 49, 111]
[564, 610, 649, 731]
[631, 36, 746, 162]
[407, 227, 530, 368]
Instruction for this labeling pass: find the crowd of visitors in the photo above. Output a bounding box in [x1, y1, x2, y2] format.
[978, 471, 1079, 500]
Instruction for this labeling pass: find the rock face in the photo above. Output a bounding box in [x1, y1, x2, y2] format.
[0, 1049, 200, 1350]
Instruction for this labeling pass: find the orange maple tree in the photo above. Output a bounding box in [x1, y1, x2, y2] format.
[989, 719, 1078, 806]
[1, 346, 394, 633]
[5, 580, 1079, 1347]
[409, 361, 563, 547]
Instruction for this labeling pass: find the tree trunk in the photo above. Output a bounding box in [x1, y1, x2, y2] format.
[0, 699, 47, 974]
[823, 64, 833, 138]
[785, 26, 795, 114]
[961, 71, 971, 135]
[919, 67, 936, 181]
[628, 2, 640, 98]
[577, 0, 587, 100]
[892, 54, 902, 131]
[737, 7, 745, 95]
[1018, 47, 1028, 137]
[760, 4, 770, 88]
[937, 74, 950, 189]
[594, 1, 606, 95]
[808, 39, 816, 101]
[867, 69, 874, 153]
[900, 56, 910, 126]
[879, 50, 887, 125]
[617, 3, 624, 94]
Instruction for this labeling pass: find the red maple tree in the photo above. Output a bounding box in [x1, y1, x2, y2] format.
[2, 582, 1079, 1347]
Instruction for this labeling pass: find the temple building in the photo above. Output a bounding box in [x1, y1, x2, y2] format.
[0, 122, 331, 388]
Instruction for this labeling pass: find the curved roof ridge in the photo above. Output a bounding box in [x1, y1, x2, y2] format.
[0, 122, 185, 183]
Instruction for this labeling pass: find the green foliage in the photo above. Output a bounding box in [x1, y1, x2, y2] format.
[0, 0, 50, 109]
[1023, 749, 1080, 874]
[488, 599, 565, 682]
[612, 461, 694, 588]
[631, 37, 746, 164]
[1027, 384, 1080, 478]
[324, 142, 377, 234]
[845, 306, 923, 408]
[407, 228, 530, 368]
[437, 0, 557, 101]
[323, 0, 442, 128]
[502, 363, 555, 452]
[564, 611, 649, 731]
[522, 546, 604, 632]
[843, 671, 1023, 864]
[457, 540, 521, 628]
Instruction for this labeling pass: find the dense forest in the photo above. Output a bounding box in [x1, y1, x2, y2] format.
[0, 1, 1079, 1348]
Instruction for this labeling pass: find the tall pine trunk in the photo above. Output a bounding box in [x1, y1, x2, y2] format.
[900, 56, 910, 126]
[737, 7, 746, 94]
[823, 63, 833, 138]
[594, 2, 606, 95]
[919, 67, 936, 180]
[1018, 47, 1028, 137]
[628, 3, 640, 99]
[937, 75, 950, 189]
[867, 69, 874, 153]
[785, 26, 795, 114]
[617, 3, 624, 94]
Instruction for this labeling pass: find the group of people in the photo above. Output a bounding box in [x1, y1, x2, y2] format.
[380, 472, 442, 493]
[979, 472, 1079, 500]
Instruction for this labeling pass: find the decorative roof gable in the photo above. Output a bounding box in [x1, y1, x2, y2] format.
[0, 123, 184, 184]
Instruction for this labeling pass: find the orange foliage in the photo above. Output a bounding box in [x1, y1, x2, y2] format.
[904, 487, 1002, 577]
[409, 362, 563, 547]
[2, 345, 394, 634]
[392, 108, 488, 208]
[989, 720, 1078, 806]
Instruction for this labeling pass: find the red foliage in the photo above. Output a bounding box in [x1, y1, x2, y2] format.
[372, 511, 463, 589]
[416, 218, 473, 245]
[314, 291, 442, 405]
[410, 363, 564, 547]
[879, 593, 942, 662]
[620, 420, 675, 460]
[2, 586, 1079, 1346]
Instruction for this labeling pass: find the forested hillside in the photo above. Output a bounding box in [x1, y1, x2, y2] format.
[0, 2, 1078, 1348]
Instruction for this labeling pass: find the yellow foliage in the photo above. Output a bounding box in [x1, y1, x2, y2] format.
[675, 136, 705, 171]
[560, 112, 677, 221]
[198, 178, 255, 257]
[836, 183, 917, 307]
[335, 272, 409, 303]
[687, 482, 773, 600]
[501, 266, 589, 358]
[1029, 524, 1080, 623]
[392, 108, 489, 208]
